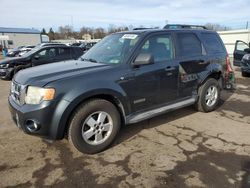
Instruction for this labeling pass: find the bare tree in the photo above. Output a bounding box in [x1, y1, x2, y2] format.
[205, 23, 231, 31]
[58, 25, 73, 39]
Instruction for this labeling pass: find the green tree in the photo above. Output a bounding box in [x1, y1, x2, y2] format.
[41, 28, 47, 35]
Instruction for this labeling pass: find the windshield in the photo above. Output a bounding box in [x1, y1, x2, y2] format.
[21, 47, 40, 57]
[81, 33, 140, 64]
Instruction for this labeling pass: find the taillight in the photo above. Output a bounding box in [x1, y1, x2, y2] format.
[226, 55, 233, 73]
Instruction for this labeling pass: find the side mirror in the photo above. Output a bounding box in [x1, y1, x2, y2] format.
[34, 55, 40, 60]
[133, 53, 154, 66]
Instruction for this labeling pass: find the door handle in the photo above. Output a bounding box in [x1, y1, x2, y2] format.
[120, 73, 135, 81]
[165, 66, 176, 71]
[198, 61, 209, 65]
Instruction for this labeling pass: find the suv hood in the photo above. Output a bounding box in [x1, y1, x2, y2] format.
[14, 60, 110, 86]
[0, 57, 25, 65]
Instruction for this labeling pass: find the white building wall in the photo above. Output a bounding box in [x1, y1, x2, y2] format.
[0, 33, 41, 49]
[218, 29, 250, 57]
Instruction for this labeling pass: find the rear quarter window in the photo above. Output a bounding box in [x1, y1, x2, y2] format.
[201, 33, 225, 54]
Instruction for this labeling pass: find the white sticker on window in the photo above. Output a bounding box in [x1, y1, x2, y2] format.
[122, 34, 138, 40]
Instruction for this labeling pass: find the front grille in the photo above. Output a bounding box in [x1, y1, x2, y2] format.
[11, 81, 25, 105]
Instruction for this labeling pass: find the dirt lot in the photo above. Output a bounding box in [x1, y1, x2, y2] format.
[0, 70, 249, 188]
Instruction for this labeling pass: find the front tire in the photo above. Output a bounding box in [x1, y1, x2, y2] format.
[195, 78, 221, 112]
[68, 99, 121, 154]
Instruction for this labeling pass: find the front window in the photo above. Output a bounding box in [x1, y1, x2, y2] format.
[81, 33, 140, 64]
[138, 34, 174, 63]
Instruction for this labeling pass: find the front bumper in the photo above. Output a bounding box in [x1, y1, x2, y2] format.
[8, 95, 70, 140]
[241, 63, 250, 73]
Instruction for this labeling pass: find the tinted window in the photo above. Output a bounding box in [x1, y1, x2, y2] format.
[36, 48, 56, 60]
[139, 34, 173, 62]
[201, 33, 225, 53]
[58, 48, 71, 58]
[177, 33, 202, 57]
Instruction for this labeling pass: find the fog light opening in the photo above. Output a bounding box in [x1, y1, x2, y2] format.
[26, 120, 40, 132]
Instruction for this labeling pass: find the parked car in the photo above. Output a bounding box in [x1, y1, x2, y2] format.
[35, 42, 67, 48]
[0, 45, 83, 80]
[7, 45, 36, 57]
[233, 40, 250, 77]
[79, 42, 97, 52]
[9, 25, 234, 154]
[233, 40, 250, 66]
[18, 45, 36, 57]
[241, 54, 250, 77]
[70, 42, 82, 47]
[6, 46, 26, 57]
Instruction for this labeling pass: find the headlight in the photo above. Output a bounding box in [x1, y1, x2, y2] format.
[25, 86, 55, 105]
[0, 64, 9, 68]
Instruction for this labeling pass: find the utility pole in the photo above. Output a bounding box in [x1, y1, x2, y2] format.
[246, 21, 249, 29]
[70, 15, 74, 29]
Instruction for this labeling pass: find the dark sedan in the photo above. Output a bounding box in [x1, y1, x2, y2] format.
[0, 45, 84, 80]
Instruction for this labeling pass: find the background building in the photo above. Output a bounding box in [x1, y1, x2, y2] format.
[218, 29, 250, 57]
[0, 27, 42, 49]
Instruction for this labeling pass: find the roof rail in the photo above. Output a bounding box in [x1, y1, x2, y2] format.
[164, 24, 208, 30]
[133, 27, 153, 30]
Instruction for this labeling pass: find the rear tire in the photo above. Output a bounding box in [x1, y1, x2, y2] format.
[195, 78, 221, 112]
[68, 99, 121, 154]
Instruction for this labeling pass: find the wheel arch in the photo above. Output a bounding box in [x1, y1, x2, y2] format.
[56, 89, 129, 139]
[198, 70, 223, 89]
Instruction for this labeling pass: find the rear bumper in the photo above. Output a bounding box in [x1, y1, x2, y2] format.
[8, 96, 71, 140]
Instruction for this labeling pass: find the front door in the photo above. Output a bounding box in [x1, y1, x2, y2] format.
[32, 48, 57, 66]
[119, 33, 178, 113]
[233, 40, 250, 66]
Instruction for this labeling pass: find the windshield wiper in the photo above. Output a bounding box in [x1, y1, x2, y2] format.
[81, 58, 98, 63]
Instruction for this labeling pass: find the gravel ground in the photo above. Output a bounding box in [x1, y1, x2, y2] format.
[0, 70, 249, 188]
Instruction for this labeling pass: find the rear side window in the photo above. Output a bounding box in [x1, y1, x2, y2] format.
[176, 33, 202, 57]
[201, 33, 225, 54]
[73, 48, 83, 58]
[58, 48, 71, 58]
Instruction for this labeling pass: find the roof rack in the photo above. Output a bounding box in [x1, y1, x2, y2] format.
[133, 28, 153, 30]
[164, 24, 208, 30]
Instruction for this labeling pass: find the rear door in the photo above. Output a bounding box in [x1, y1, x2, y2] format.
[71, 47, 83, 59]
[175, 32, 207, 98]
[233, 40, 249, 66]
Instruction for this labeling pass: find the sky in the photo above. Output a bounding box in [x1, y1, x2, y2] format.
[0, 0, 250, 31]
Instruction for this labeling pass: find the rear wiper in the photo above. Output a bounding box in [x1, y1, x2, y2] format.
[81, 58, 98, 63]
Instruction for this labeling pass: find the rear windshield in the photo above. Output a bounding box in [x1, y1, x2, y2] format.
[201, 33, 225, 54]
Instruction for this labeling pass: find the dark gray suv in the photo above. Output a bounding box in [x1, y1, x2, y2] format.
[9, 25, 235, 154]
